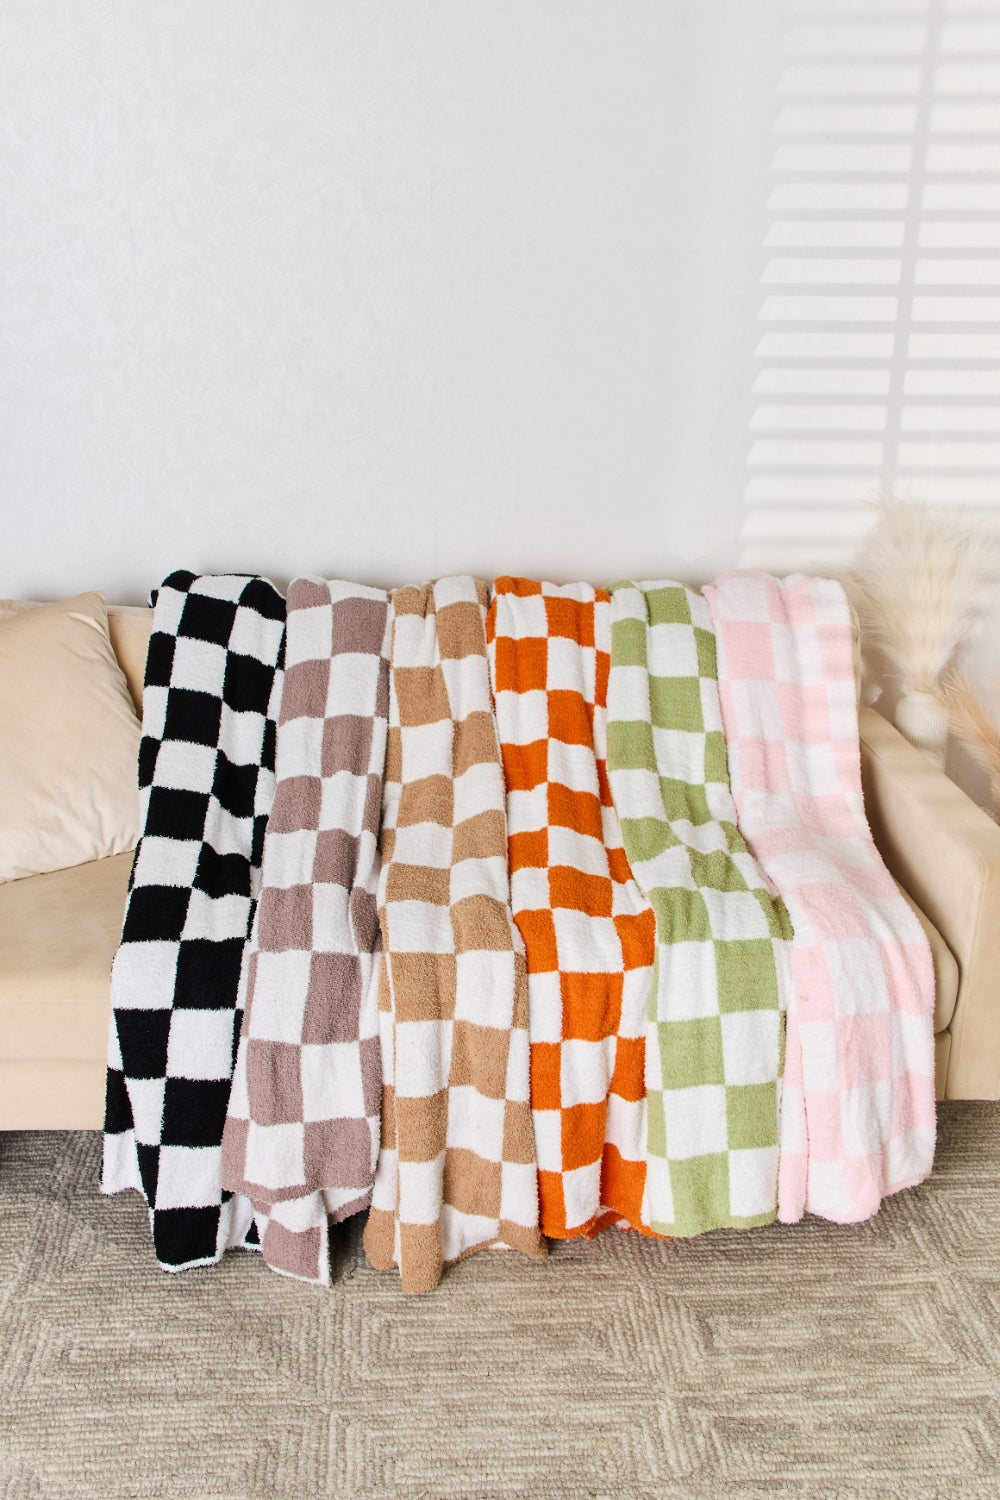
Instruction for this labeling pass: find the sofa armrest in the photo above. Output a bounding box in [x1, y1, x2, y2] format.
[859, 706, 1000, 1100]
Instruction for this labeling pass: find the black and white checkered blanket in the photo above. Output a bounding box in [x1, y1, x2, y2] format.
[101, 571, 286, 1270]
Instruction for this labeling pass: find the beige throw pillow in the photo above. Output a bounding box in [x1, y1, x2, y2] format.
[0, 591, 143, 881]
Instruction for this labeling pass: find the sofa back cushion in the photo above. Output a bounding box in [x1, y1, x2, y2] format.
[0, 593, 143, 881]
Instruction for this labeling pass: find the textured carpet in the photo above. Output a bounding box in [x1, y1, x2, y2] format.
[0, 1106, 998, 1500]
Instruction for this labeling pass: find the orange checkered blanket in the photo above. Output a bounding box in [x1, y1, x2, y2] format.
[486, 578, 659, 1239]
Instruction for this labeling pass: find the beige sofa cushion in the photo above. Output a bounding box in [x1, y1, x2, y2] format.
[0, 593, 142, 881]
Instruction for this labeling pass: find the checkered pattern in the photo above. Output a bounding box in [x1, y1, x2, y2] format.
[704, 571, 937, 1223]
[220, 580, 389, 1284]
[605, 582, 792, 1239]
[102, 571, 286, 1271]
[486, 578, 658, 1239]
[362, 577, 545, 1294]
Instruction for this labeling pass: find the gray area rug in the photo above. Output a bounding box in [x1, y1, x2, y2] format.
[0, 1105, 998, 1500]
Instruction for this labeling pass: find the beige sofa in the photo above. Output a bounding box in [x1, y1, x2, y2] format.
[2, 603, 999, 1134]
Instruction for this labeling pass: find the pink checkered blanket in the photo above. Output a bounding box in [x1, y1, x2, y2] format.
[703, 572, 936, 1223]
[220, 579, 390, 1283]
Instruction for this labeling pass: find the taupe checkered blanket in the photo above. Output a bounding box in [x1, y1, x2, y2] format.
[220, 580, 389, 1284]
[362, 577, 545, 1293]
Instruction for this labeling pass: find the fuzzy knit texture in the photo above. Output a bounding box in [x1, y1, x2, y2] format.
[605, 582, 792, 1239]
[486, 578, 658, 1239]
[102, 571, 286, 1270]
[362, 577, 545, 1293]
[220, 580, 390, 1284]
[704, 571, 937, 1223]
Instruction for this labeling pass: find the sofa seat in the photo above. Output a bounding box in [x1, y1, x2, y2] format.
[0, 841, 961, 1131]
[0, 851, 132, 1129]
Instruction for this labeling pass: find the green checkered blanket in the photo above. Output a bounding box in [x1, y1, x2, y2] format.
[606, 582, 792, 1237]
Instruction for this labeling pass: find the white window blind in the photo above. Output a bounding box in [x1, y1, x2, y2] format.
[740, 0, 1000, 571]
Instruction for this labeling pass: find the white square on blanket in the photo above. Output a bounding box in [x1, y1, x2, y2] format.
[546, 634, 589, 693]
[562, 1161, 602, 1229]
[400, 719, 453, 780]
[663, 1083, 728, 1159]
[504, 1024, 530, 1104]
[127, 1076, 166, 1145]
[841, 1080, 891, 1156]
[328, 652, 381, 712]
[526, 970, 563, 1045]
[311, 880, 351, 944]
[511, 864, 551, 916]
[658, 942, 719, 1022]
[446, 1086, 506, 1160]
[277, 716, 325, 781]
[441, 654, 491, 715]
[398, 1155, 446, 1224]
[111, 942, 182, 1011]
[243, 1122, 305, 1192]
[151, 740, 218, 792]
[721, 1009, 782, 1086]
[169, 636, 227, 694]
[702, 887, 771, 943]
[155, 1143, 227, 1209]
[230, 605, 284, 665]
[183, 889, 252, 943]
[291, 600, 333, 661]
[259, 828, 317, 890]
[798, 1018, 840, 1095]
[607, 766, 662, 826]
[218, 706, 266, 768]
[154, 588, 187, 635]
[546, 824, 607, 880]
[652, 726, 707, 787]
[507, 784, 548, 834]
[132, 836, 202, 891]
[647, 622, 699, 677]
[531, 1107, 563, 1173]
[396, 1019, 449, 1097]
[454, 759, 504, 820]
[450, 852, 509, 907]
[619, 965, 653, 1040]
[496, 592, 547, 639]
[495, 688, 547, 744]
[608, 663, 652, 724]
[389, 822, 451, 870]
[551, 908, 619, 976]
[455, 950, 516, 1029]
[301, 1043, 366, 1120]
[727, 1146, 779, 1218]
[201, 802, 254, 858]
[643, 1155, 674, 1225]
[560, 1037, 613, 1107]
[166, 1008, 235, 1080]
[731, 678, 782, 738]
[825, 937, 892, 1016]
[247, 951, 312, 1041]
[501, 1159, 540, 1227]
[546, 737, 598, 794]
[383, 900, 453, 955]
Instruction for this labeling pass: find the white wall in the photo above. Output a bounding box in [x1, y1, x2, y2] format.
[5, 1, 999, 607]
[1, 1, 790, 602]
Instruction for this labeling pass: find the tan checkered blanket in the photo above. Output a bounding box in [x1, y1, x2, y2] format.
[220, 579, 389, 1284]
[362, 577, 546, 1293]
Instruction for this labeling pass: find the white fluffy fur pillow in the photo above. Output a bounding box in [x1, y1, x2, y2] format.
[0, 591, 142, 881]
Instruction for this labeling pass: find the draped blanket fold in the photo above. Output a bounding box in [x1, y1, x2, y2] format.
[605, 583, 792, 1238]
[486, 578, 657, 1238]
[102, 571, 286, 1270]
[220, 580, 389, 1284]
[363, 577, 545, 1292]
[704, 571, 936, 1223]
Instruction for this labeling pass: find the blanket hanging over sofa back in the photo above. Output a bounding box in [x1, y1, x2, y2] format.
[102, 568, 936, 1288]
[102, 571, 286, 1271]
